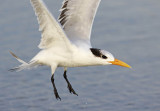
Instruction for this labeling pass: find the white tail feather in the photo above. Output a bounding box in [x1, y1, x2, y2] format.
[9, 51, 38, 72]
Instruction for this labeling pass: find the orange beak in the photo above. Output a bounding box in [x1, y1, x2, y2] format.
[109, 58, 131, 68]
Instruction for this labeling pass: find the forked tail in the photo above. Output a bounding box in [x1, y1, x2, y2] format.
[9, 51, 38, 72]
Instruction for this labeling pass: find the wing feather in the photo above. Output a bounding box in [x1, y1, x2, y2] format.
[59, 0, 101, 48]
[30, 0, 71, 49]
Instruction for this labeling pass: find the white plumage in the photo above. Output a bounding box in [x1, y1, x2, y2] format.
[31, 0, 72, 49]
[59, 0, 101, 48]
[10, 0, 131, 100]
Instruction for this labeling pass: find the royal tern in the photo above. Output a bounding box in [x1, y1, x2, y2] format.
[10, 0, 131, 100]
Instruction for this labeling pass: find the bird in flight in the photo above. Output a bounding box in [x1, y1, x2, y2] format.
[10, 0, 131, 100]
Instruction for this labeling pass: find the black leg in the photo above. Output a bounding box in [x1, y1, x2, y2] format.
[63, 71, 78, 96]
[51, 74, 61, 100]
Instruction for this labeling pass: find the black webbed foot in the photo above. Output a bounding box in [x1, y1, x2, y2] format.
[51, 74, 61, 100]
[63, 71, 78, 96]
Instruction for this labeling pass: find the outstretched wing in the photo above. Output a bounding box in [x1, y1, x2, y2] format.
[30, 0, 71, 49]
[59, 0, 101, 48]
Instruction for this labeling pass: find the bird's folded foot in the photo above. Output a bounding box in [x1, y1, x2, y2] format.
[51, 74, 61, 100]
[63, 70, 78, 96]
[67, 82, 78, 96]
[54, 88, 61, 100]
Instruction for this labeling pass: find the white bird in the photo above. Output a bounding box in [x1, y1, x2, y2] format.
[10, 0, 131, 100]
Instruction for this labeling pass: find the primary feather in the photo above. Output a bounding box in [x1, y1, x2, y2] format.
[30, 0, 72, 49]
[59, 0, 101, 48]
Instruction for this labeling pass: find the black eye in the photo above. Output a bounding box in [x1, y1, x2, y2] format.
[102, 55, 107, 59]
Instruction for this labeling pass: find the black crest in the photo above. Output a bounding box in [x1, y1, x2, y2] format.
[90, 48, 108, 59]
[90, 48, 101, 57]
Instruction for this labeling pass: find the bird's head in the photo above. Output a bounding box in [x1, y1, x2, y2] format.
[90, 48, 131, 68]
